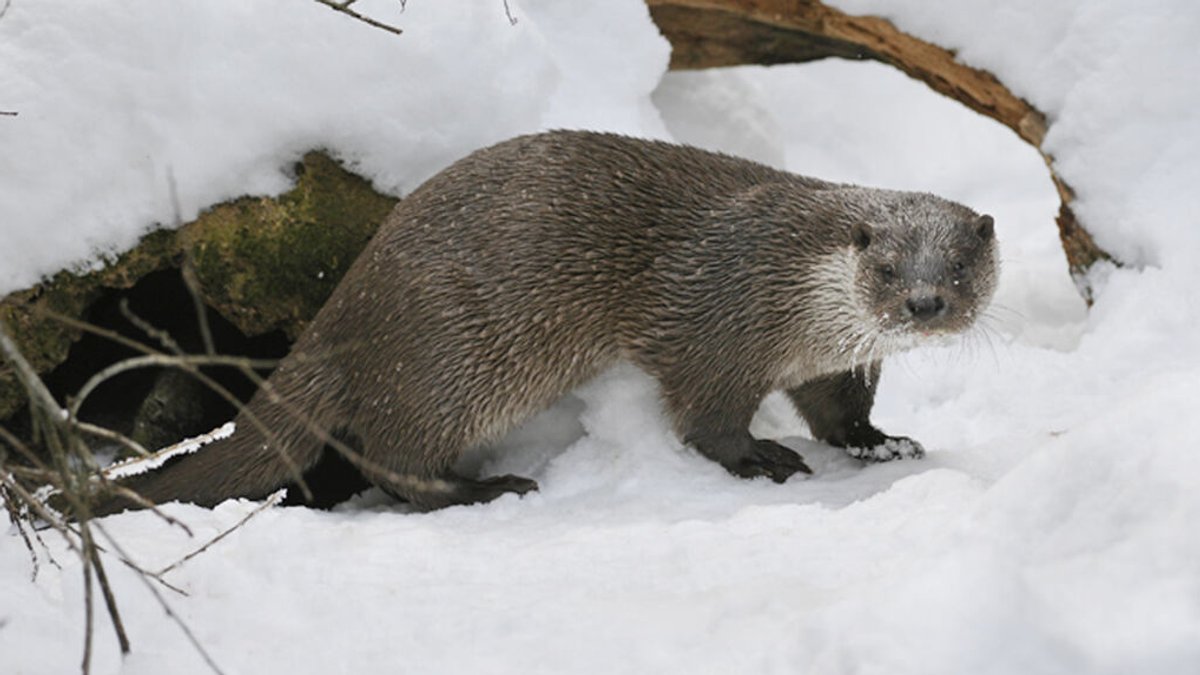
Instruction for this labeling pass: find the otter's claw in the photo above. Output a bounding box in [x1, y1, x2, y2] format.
[475, 474, 540, 497]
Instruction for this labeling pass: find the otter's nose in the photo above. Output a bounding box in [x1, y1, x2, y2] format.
[905, 294, 946, 321]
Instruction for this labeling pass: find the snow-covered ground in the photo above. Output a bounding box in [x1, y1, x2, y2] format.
[2, 1, 1199, 673]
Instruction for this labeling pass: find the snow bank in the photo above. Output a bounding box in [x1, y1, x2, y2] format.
[0, 0, 668, 292]
[3, 0, 1200, 674]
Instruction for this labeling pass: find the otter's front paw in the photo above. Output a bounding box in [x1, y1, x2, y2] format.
[844, 436, 925, 463]
[690, 432, 813, 483]
[732, 439, 813, 483]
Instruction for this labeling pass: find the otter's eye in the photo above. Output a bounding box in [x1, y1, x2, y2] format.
[878, 264, 896, 281]
[951, 261, 967, 279]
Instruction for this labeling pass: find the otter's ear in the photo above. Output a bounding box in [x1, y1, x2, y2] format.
[851, 223, 873, 251]
[975, 214, 995, 241]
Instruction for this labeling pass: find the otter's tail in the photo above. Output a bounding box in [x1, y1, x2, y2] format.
[90, 365, 341, 517]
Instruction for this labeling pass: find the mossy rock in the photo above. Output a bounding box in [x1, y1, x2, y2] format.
[0, 152, 398, 421]
[183, 153, 397, 340]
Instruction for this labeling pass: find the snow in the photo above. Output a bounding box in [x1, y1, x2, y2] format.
[0, 0, 667, 292]
[3, 1, 1200, 674]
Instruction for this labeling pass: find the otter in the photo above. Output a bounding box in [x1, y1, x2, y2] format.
[92, 130, 998, 515]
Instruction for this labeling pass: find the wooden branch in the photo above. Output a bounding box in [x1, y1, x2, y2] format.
[648, 0, 1045, 143]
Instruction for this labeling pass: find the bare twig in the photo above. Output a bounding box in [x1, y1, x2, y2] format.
[85, 527, 131, 655]
[157, 489, 285, 576]
[40, 305, 444, 501]
[1, 470, 80, 548]
[81, 535, 94, 673]
[40, 309, 316, 499]
[0, 111, 15, 117]
[95, 524, 227, 675]
[3, 478, 42, 579]
[180, 262, 215, 355]
[1, 438, 67, 572]
[166, 168, 217, 356]
[2, 287, 457, 675]
[8, 423, 195, 537]
[0, 424, 48, 473]
[118, 557, 188, 597]
[503, 0, 518, 25]
[42, 308, 173, 358]
[120, 298, 184, 355]
[1, 320, 128, 673]
[72, 421, 151, 459]
[69, 353, 277, 421]
[105, 311, 446, 498]
[313, 0, 403, 36]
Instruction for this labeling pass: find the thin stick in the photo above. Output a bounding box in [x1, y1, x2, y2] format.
[91, 481, 196, 536]
[0, 423, 51, 471]
[120, 298, 184, 355]
[33, 313, 313, 496]
[81, 525, 95, 675]
[42, 303, 449, 499]
[87, 542, 131, 654]
[95, 524, 228, 675]
[313, 0, 403, 35]
[167, 168, 216, 356]
[35, 313, 300, 490]
[69, 353, 277, 419]
[41, 309, 172, 358]
[157, 489, 285, 576]
[2, 481, 42, 580]
[73, 421, 151, 458]
[180, 262, 215, 355]
[118, 557, 188, 596]
[0, 470, 83, 550]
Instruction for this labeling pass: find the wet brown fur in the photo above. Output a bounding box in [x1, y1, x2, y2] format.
[93, 130, 997, 515]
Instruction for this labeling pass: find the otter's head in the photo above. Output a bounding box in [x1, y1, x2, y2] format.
[848, 193, 998, 342]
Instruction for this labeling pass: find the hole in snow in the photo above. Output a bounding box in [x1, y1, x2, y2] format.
[4, 269, 288, 459]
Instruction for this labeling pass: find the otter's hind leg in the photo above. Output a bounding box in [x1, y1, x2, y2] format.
[355, 441, 538, 511]
[786, 362, 924, 462]
[377, 472, 538, 511]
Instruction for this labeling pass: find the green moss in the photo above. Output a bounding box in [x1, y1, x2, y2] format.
[0, 152, 397, 420]
[186, 152, 397, 339]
